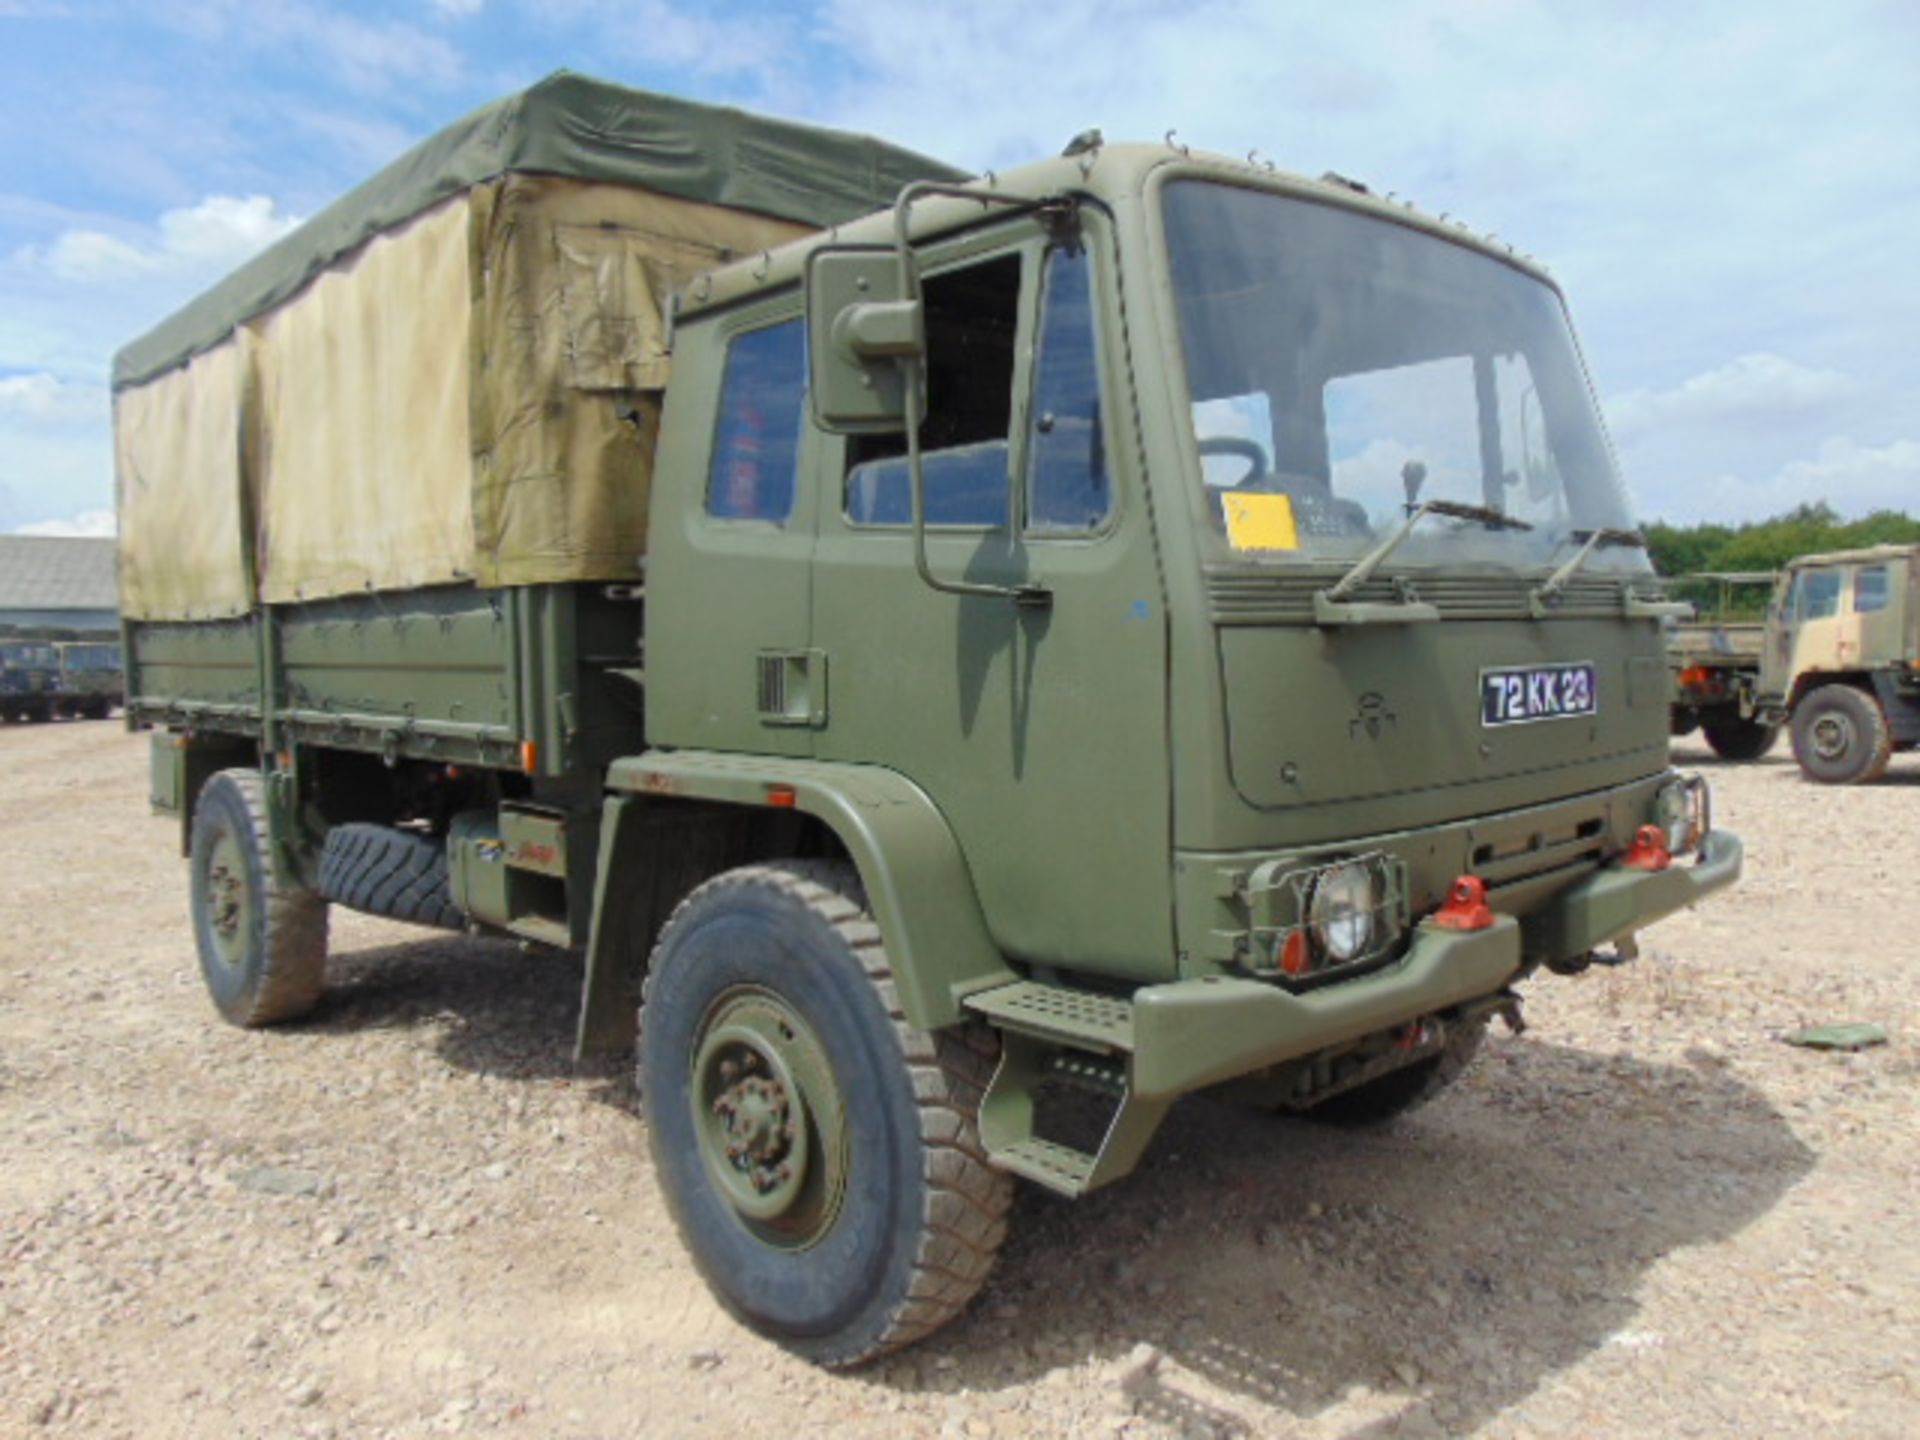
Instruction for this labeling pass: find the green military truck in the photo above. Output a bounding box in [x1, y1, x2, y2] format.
[119, 73, 1741, 1365]
[54, 639, 123, 719]
[1758, 545, 1920, 783]
[0, 636, 59, 722]
[1666, 572, 1780, 759]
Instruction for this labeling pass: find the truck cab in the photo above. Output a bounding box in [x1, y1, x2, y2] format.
[0, 639, 59, 722]
[641, 145, 1738, 1191]
[1761, 545, 1920, 782]
[651, 147, 1724, 990]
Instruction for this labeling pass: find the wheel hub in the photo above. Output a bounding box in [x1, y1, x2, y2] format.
[711, 1060, 799, 1196]
[202, 831, 251, 970]
[1811, 711, 1854, 760]
[691, 991, 845, 1242]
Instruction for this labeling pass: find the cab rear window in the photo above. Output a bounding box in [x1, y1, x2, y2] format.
[708, 319, 806, 523]
[1854, 565, 1889, 614]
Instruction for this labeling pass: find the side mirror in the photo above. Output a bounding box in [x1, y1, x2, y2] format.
[805, 246, 924, 434]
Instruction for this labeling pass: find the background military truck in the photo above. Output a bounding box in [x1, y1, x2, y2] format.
[1665, 571, 1779, 759]
[1760, 544, 1920, 784]
[119, 73, 1741, 1366]
[54, 639, 123, 719]
[0, 635, 59, 722]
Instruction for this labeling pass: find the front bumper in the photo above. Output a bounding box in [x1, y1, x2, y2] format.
[1130, 827, 1741, 1101]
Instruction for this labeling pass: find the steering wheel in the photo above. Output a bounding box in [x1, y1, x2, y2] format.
[1197, 435, 1270, 488]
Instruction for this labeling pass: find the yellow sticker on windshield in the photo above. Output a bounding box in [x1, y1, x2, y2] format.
[1223, 492, 1299, 551]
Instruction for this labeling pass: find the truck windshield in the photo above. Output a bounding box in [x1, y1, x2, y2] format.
[1163, 180, 1646, 574]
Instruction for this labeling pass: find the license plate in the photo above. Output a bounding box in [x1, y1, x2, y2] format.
[1481, 662, 1597, 726]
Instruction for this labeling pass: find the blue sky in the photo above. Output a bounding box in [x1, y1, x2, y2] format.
[2, 0, 1917, 535]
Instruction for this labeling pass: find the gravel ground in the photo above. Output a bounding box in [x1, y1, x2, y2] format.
[2, 721, 1916, 1439]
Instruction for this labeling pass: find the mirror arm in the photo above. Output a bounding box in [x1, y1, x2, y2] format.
[902, 356, 1044, 604]
[892, 180, 1055, 609]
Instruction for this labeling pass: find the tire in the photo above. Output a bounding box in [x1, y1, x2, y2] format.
[1702, 714, 1779, 761]
[1789, 684, 1892, 785]
[638, 861, 1011, 1368]
[1295, 1016, 1487, 1126]
[316, 823, 464, 930]
[1669, 706, 1700, 739]
[188, 769, 329, 1026]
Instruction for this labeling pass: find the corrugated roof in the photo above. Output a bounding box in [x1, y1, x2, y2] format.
[0, 536, 119, 611]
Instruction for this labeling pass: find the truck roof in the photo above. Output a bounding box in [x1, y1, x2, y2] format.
[678, 141, 1558, 321]
[113, 71, 966, 390]
[1786, 543, 1920, 569]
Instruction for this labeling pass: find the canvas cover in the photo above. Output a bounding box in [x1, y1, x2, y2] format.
[113, 72, 964, 619]
[115, 339, 253, 620]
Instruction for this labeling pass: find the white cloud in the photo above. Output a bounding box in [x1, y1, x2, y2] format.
[14, 508, 115, 537]
[43, 229, 161, 281]
[1686, 437, 1920, 522]
[528, 0, 798, 79]
[1605, 354, 1856, 447]
[0, 372, 107, 425]
[26, 194, 301, 283]
[430, 0, 484, 15]
[1772, 437, 1920, 511]
[157, 194, 299, 263]
[148, 1, 465, 94]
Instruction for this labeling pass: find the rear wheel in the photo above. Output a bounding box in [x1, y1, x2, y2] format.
[1702, 714, 1779, 761]
[638, 861, 1010, 1367]
[188, 769, 329, 1025]
[1295, 1016, 1487, 1126]
[1790, 684, 1891, 785]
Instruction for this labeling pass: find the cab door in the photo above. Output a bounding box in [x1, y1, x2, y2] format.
[646, 305, 819, 756]
[1768, 564, 1847, 698]
[808, 218, 1174, 982]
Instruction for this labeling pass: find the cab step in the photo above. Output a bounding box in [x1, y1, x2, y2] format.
[964, 979, 1164, 1199]
[964, 978, 1134, 1053]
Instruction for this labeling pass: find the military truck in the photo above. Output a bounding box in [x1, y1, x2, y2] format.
[0, 636, 59, 722]
[1665, 572, 1779, 759]
[1759, 545, 1920, 784]
[118, 73, 1741, 1366]
[54, 639, 123, 719]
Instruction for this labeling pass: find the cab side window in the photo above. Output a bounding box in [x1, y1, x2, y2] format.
[1027, 247, 1112, 532]
[707, 319, 806, 523]
[1854, 565, 1889, 613]
[846, 254, 1020, 527]
[1798, 569, 1842, 621]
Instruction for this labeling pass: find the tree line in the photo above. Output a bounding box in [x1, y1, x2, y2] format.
[1644, 502, 1920, 578]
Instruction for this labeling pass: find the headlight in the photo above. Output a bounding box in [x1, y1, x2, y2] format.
[1653, 775, 1710, 856]
[1309, 861, 1378, 962]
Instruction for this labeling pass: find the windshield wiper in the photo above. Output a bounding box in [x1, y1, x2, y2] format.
[1316, 499, 1532, 625]
[1530, 527, 1641, 613]
[1530, 528, 1689, 620]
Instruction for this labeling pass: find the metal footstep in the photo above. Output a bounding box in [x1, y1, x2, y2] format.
[965, 980, 1167, 1198]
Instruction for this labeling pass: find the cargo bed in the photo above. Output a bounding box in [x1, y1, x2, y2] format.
[126, 582, 647, 776]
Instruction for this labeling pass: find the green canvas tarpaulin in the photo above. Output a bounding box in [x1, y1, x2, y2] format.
[113, 70, 967, 388]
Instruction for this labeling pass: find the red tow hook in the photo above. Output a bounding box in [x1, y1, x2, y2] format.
[1619, 824, 1672, 872]
[1432, 875, 1494, 931]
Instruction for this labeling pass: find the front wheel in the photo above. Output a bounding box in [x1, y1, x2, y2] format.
[638, 862, 1010, 1368]
[1702, 714, 1779, 761]
[1790, 684, 1892, 785]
